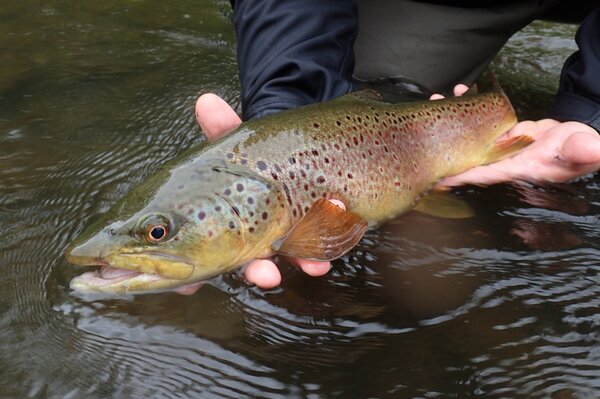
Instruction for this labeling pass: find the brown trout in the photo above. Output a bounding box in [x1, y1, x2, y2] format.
[66, 89, 522, 294]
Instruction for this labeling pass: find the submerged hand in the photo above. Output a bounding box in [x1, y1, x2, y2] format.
[431, 86, 600, 187]
[193, 93, 336, 291]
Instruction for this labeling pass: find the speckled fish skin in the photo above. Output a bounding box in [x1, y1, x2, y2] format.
[66, 90, 516, 294]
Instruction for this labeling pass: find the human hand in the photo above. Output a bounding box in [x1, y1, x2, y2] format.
[430, 85, 600, 187]
[184, 93, 336, 293]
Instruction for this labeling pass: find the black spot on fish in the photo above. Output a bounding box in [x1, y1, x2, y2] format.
[289, 157, 296, 164]
[241, 159, 248, 165]
[215, 205, 222, 212]
[247, 197, 254, 204]
[289, 171, 295, 179]
[347, 173, 353, 179]
[257, 161, 267, 171]
[198, 211, 206, 220]
[224, 188, 231, 196]
[236, 183, 244, 192]
[311, 149, 319, 156]
[226, 153, 233, 159]
[249, 227, 255, 233]
[316, 176, 325, 184]
[336, 121, 341, 126]
[228, 221, 235, 229]
[313, 122, 320, 128]
[262, 212, 268, 220]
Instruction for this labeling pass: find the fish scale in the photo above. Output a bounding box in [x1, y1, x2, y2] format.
[65, 89, 517, 294]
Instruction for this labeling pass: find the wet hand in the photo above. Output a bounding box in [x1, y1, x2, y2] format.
[193, 93, 337, 291]
[430, 85, 600, 187]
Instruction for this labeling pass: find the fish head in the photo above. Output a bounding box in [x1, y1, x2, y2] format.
[66, 161, 291, 295]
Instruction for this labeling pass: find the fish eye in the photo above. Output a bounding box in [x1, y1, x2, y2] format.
[136, 213, 173, 244]
[146, 224, 169, 243]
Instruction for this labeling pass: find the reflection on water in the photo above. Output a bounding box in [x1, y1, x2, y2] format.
[1, 2, 599, 398]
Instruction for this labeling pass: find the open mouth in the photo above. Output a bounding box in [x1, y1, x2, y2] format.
[72, 266, 159, 286]
[69, 263, 202, 295]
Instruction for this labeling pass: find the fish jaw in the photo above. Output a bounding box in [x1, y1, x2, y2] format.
[66, 245, 225, 295]
[69, 266, 202, 295]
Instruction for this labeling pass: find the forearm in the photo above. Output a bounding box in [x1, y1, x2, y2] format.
[231, 0, 358, 120]
[549, 7, 600, 133]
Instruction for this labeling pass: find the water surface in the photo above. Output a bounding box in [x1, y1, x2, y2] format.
[1, 2, 599, 398]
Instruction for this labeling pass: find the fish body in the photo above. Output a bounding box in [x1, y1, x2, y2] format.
[66, 90, 517, 294]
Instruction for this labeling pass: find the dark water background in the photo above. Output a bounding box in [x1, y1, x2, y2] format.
[1, 1, 599, 398]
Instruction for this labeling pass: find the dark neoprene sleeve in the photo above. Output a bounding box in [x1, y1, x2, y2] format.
[232, 1, 600, 132]
[549, 7, 600, 133]
[231, 0, 357, 120]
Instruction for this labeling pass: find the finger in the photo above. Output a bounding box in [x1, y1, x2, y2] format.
[436, 164, 511, 188]
[195, 93, 242, 141]
[287, 257, 332, 276]
[429, 93, 445, 100]
[328, 198, 346, 211]
[560, 131, 600, 165]
[453, 84, 469, 97]
[244, 259, 282, 289]
[175, 282, 203, 295]
[504, 119, 560, 140]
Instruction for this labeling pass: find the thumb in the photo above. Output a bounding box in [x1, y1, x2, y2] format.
[560, 131, 600, 165]
[195, 93, 242, 141]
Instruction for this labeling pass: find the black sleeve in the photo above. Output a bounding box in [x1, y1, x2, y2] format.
[549, 7, 600, 133]
[231, 0, 358, 120]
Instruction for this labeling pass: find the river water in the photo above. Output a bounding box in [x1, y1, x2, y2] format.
[1, 1, 598, 398]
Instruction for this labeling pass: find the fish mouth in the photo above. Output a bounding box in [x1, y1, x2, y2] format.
[69, 252, 199, 295]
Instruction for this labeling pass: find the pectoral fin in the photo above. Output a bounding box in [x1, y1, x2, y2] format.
[272, 198, 368, 261]
[414, 191, 475, 219]
[484, 135, 533, 164]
